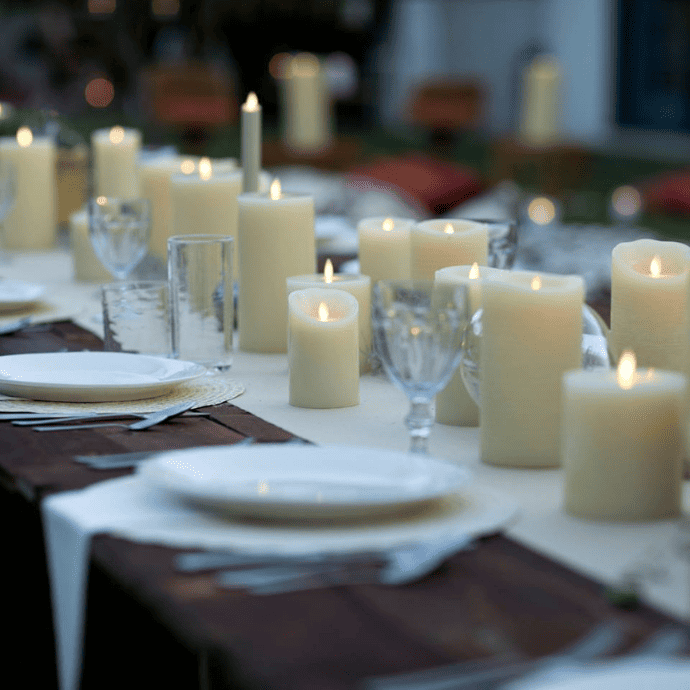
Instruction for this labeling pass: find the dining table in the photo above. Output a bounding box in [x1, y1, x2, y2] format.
[1, 247, 690, 690]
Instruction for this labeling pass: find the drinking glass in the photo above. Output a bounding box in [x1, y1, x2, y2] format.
[88, 197, 150, 280]
[372, 279, 468, 454]
[168, 234, 234, 372]
[468, 218, 518, 269]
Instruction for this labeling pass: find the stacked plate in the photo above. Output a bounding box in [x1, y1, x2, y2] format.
[0, 279, 46, 312]
[0, 351, 206, 402]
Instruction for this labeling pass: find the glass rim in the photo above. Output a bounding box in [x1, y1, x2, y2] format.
[167, 234, 234, 245]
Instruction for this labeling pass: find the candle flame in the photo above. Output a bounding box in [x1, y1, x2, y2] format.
[180, 158, 195, 174]
[382, 218, 394, 232]
[16, 127, 32, 147]
[109, 126, 125, 144]
[650, 256, 661, 278]
[318, 302, 330, 322]
[270, 179, 281, 200]
[469, 262, 480, 279]
[443, 223, 454, 235]
[531, 275, 542, 291]
[96, 195, 107, 206]
[244, 92, 259, 111]
[617, 350, 636, 389]
[198, 157, 212, 181]
[324, 259, 334, 283]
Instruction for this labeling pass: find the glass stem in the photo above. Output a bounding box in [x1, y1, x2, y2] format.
[405, 398, 434, 454]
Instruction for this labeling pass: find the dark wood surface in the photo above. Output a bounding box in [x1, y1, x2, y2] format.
[0, 322, 684, 690]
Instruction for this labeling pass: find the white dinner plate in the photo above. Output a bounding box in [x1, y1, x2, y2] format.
[0, 352, 207, 402]
[0, 279, 45, 312]
[138, 444, 473, 521]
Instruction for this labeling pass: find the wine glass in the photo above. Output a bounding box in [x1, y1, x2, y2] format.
[88, 196, 150, 280]
[372, 279, 469, 454]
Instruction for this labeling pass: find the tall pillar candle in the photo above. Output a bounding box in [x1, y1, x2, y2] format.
[139, 156, 181, 262]
[170, 161, 244, 279]
[519, 55, 561, 146]
[481, 270, 584, 467]
[287, 260, 371, 372]
[0, 128, 56, 249]
[434, 265, 508, 426]
[358, 217, 414, 286]
[411, 220, 488, 280]
[280, 53, 332, 153]
[241, 92, 262, 193]
[563, 356, 685, 521]
[288, 288, 359, 408]
[610, 238, 690, 372]
[238, 180, 315, 352]
[91, 126, 141, 199]
[68, 208, 111, 281]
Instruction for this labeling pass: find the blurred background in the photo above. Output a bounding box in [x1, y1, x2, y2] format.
[0, 0, 689, 243]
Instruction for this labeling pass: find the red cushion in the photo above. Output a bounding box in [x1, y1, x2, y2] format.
[642, 170, 690, 214]
[348, 153, 483, 215]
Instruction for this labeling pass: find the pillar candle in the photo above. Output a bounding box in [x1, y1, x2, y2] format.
[0, 129, 56, 249]
[434, 265, 508, 426]
[139, 156, 181, 262]
[238, 180, 315, 352]
[358, 216, 414, 286]
[170, 162, 244, 280]
[91, 126, 141, 198]
[481, 270, 583, 467]
[411, 220, 488, 280]
[288, 288, 359, 408]
[562, 356, 685, 520]
[610, 238, 690, 372]
[287, 260, 371, 372]
[280, 53, 332, 153]
[68, 208, 111, 282]
[519, 55, 561, 147]
[241, 92, 262, 193]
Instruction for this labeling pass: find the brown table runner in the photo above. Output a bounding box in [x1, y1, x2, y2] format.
[0, 322, 683, 690]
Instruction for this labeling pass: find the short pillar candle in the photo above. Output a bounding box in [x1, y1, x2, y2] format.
[610, 238, 690, 372]
[562, 353, 685, 521]
[411, 219, 488, 280]
[288, 288, 359, 408]
[480, 270, 583, 467]
[287, 260, 371, 372]
[91, 126, 141, 199]
[358, 216, 414, 286]
[434, 264, 508, 426]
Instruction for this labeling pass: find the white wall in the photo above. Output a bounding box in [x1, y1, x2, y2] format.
[376, 0, 614, 145]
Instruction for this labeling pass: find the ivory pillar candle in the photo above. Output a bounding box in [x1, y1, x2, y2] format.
[411, 220, 488, 280]
[481, 270, 584, 467]
[170, 162, 244, 279]
[68, 208, 111, 282]
[519, 55, 561, 146]
[563, 358, 685, 521]
[358, 217, 414, 286]
[434, 265, 508, 426]
[139, 156, 180, 262]
[238, 180, 316, 353]
[91, 126, 141, 199]
[287, 260, 372, 372]
[288, 288, 359, 408]
[0, 129, 56, 249]
[610, 239, 690, 372]
[280, 53, 332, 153]
[241, 92, 262, 193]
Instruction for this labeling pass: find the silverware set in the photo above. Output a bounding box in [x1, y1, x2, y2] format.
[176, 535, 475, 595]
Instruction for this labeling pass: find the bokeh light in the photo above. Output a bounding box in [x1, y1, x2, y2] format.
[528, 197, 556, 225]
[611, 185, 642, 217]
[84, 78, 114, 108]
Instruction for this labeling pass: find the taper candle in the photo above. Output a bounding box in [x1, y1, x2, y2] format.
[241, 92, 262, 193]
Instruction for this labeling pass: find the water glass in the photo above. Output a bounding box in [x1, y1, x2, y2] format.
[467, 218, 518, 269]
[168, 234, 234, 371]
[101, 280, 170, 355]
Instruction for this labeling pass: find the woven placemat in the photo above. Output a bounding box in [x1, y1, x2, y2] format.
[0, 375, 244, 414]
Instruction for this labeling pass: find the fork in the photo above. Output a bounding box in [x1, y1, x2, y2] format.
[31, 401, 197, 431]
